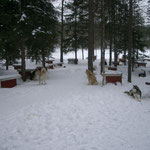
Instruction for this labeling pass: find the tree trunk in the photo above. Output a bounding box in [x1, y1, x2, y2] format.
[128, 0, 133, 83]
[109, 34, 112, 66]
[82, 47, 84, 60]
[88, 0, 94, 72]
[19, 1, 26, 81]
[113, 10, 117, 67]
[132, 49, 135, 71]
[60, 0, 64, 63]
[74, 2, 78, 64]
[100, 0, 105, 86]
[124, 50, 127, 65]
[114, 42, 118, 67]
[74, 49, 78, 64]
[21, 45, 26, 81]
[108, 1, 112, 67]
[42, 49, 46, 68]
[136, 49, 139, 59]
[6, 55, 9, 70]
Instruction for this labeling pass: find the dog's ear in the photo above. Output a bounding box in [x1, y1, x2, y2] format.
[133, 85, 136, 88]
[133, 85, 141, 93]
[133, 85, 138, 88]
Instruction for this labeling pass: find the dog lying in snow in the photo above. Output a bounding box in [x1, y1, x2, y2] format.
[139, 69, 146, 77]
[86, 69, 98, 85]
[30, 67, 47, 84]
[124, 85, 141, 102]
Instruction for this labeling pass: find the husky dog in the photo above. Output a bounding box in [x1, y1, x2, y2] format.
[124, 85, 142, 101]
[139, 70, 146, 77]
[86, 69, 98, 85]
[36, 67, 47, 84]
[30, 67, 47, 84]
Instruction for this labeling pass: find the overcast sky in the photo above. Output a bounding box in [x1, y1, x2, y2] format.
[52, 0, 149, 24]
[139, 0, 149, 24]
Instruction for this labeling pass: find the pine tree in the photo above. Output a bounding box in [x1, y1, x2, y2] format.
[88, 0, 94, 71]
[60, 0, 64, 63]
[0, 0, 19, 70]
[15, 0, 58, 79]
[64, 0, 88, 63]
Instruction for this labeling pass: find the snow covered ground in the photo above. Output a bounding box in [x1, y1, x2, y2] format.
[0, 49, 150, 150]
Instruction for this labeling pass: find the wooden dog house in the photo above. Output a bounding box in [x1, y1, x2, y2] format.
[0, 74, 21, 88]
[103, 71, 122, 85]
[13, 64, 21, 70]
[136, 62, 147, 67]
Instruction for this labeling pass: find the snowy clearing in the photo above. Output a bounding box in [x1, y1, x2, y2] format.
[0, 51, 150, 150]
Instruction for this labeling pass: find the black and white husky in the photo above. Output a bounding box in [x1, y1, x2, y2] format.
[124, 85, 142, 101]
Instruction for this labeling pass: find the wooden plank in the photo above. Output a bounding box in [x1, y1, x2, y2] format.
[108, 67, 117, 71]
[1, 79, 17, 88]
[0, 74, 21, 81]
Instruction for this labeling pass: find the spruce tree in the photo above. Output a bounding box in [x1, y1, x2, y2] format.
[0, 0, 19, 70]
[64, 0, 88, 63]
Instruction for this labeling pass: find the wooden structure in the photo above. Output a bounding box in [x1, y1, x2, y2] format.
[45, 60, 54, 64]
[13, 64, 21, 70]
[108, 67, 117, 71]
[103, 71, 122, 84]
[112, 61, 119, 66]
[54, 62, 63, 67]
[57, 63, 63, 67]
[0, 74, 21, 88]
[68, 58, 78, 64]
[47, 64, 54, 69]
[136, 62, 147, 67]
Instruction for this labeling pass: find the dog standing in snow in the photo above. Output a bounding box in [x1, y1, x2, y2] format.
[30, 67, 47, 84]
[124, 85, 141, 101]
[36, 67, 47, 84]
[86, 69, 98, 85]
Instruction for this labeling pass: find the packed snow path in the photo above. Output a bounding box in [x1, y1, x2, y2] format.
[0, 61, 150, 150]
